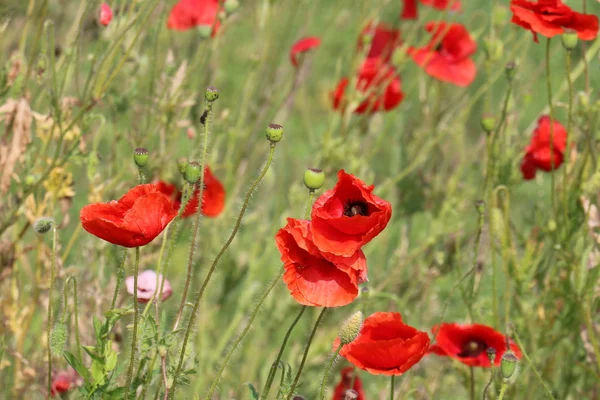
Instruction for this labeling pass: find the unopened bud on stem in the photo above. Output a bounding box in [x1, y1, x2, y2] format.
[185, 161, 202, 184]
[34, 217, 54, 234]
[339, 311, 363, 345]
[205, 86, 219, 102]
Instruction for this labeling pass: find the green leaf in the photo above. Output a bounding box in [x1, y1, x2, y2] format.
[90, 359, 106, 385]
[82, 345, 103, 362]
[64, 351, 92, 382]
[105, 349, 118, 372]
[245, 383, 259, 400]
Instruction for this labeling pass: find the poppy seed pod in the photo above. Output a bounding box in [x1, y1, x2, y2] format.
[486, 347, 497, 364]
[134, 148, 149, 168]
[339, 311, 364, 345]
[500, 351, 519, 379]
[205, 86, 219, 102]
[266, 123, 284, 143]
[303, 168, 325, 191]
[481, 116, 496, 134]
[224, 0, 239, 13]
[185, 162, 202, 184]
[561, 30, 579, 50]
[34, 217, 54, 234]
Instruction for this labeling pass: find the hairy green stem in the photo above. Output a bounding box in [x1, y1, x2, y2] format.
[65, 276, 82, 363]
[262, 306, 307, 399]
[124, 247, 141, 400]
[469, 366, 475, 400]
[497, 381, 508, 400]
[545, 38, 557, 216]
[287, 307, 328, 399]
[110, 249, 127, 310]
[47, 226, 57, 398]
[319, 344, 343, 400]
[482, 366, 494, 400]
[563, 49, 574, 226]
[170, 143, 278, 399]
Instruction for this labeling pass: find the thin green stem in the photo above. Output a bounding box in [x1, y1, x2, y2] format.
[497, 381, 508, 400]
[110, 249, 127, 310]
[287, 307, 328, 399]
[171, 143, 278, 399]
[124, 247, 141, 400]
[65, 276, 82, 363]
[304, 190, 315, 219]
[205, 268, 284, 400]
[469, 366, 475, 400]
[319, 344, 343, 400]
[262, 306, 307, 399]
[545, 38, 557, 216]
[47, 226, 57, 398]
[390, 375, 395, 400]
[173, 101, 213, 331]
[482, 366, 494, 400]
[512, 330, 556, 399]
[563, 49, 574, 226]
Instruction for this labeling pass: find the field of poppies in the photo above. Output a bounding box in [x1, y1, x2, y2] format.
[1, 0, 600, 399]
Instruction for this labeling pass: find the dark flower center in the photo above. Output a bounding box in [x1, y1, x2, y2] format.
[435, 43, 444, 52]
[457, 340, 487, 357]
[343, 201, 369, 217]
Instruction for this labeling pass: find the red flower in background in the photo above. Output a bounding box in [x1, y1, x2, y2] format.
[167, 0, 221, 35]
[51, 369, 80, 397]
[358, 22, 402, 62]
[155, 166, 225, 217]
[429, 323, 522, 367]
[99, 3, 113, 26]
[275, 218, 367, 307]
[411, 22, 477, 86]
[331, 58, 404, 114]
[80, 184, 178, 247]
[521, 115, 567, 180]
[401, 0, 461, 20]
[332, 367, 365, 400]
[290, 36, 321, 67]
[510, 0, 599, 43]
[311, 170, 392, 258]
[333, 312, 430, 375]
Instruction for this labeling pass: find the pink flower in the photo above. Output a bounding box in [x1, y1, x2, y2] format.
[99, 3, 113, 26]
[125, 270, 173, 302]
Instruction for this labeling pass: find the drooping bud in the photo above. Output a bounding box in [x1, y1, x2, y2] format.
[133, 148, 149, 168]
[303, 168, 325, 191]
[266, 123, 284, 143]
[185, 161, 202, 184]
[339, 311, 364, 345]
[505, 62, 516, 81]
[344, 390, 359, 400]
[224, 0, 239, 13]
[34, 217, 54, 234]
[486, 347, 497, 365]
[500, 351, 519, 380]
[177, 158, 189, 176]
[50, 322, 68, 356]
[561, 29, 578, 51]
[481, 115, 496, 134]
[205, 86, 219, 102]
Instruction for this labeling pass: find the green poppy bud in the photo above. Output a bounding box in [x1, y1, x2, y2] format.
[481, 116, 496, 134]
[133, 148, 149, 168]
[224, 0, 239, 13]
[500, 351, 518, 380]
[205, 85, 219, 102]
[34, 217, 54, 234]
[505, 62, 516, 81]
[339, 311, 363, 345]
[265, 123, 284, 143]
[197, 25, 212, 38]
[177, 158, 189, 176]
[185, 161, 202, 184]
[561, 30, 578, 51]
[303, 168, 325, 191]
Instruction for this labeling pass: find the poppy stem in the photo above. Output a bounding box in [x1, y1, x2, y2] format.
[124, 246, 141, 400]
[47, 226, 57, 399]
[110, 248, 127, 310]
[205, 268, 284, 400]
[482, 364, 495, 400]
[390, 375, 395, 400]
[65, 276, 83, 363]
[261, 306, 307, 399]
[287, 307, 328, 399]
[512, 330, 557, 400]
[469, 366, 475, 400]
[304, 190, 316, 219]
[545, 37, 557, 217]
[171, 143, 278, 400]
[319, 344, 343, 400]
[562, 49, 574, 226]
[173, 101, 213, 332]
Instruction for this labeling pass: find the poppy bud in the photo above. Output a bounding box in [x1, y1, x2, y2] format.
[344, 390, 359, 400]
[548, 219, 557, 232]
[578, 91, 590, 112]
[134, 148, 149, 168]
[205, 86, 219, 102]
[34, 217, 54, 234]
[266, 123, 284, 143]
[500, 351, 518, 380]
[185, 161, 202, 184]
[177, 158, 189, 176]
[483, 38, 503, 61]
[391, 45, 409, 66]
[25, 174, 36, 186]
[224, 0, 239, 13]
[492, 5, 509, 27]
[50, 323, 68, 356]
[486, 347, 497, 365]
[197, 25, 212, 38]
[158, 345, 167, 357]
[303, 168, 325, 191]
[505, 62, 516, 81]
[339, 311, 364, 345]
[561, 30, 578, 51]
[481, 116, 496, 134]
[475, 200, 486, 215]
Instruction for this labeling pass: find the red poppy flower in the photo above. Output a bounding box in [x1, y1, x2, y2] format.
[155, 167, 225, 218]
[99, 3, 113, 26]
[333, 312, 430, 376]
[510, 0, 599, 43]
[411, 22, 477, 87]
[275, 218, 367, 307]
[429, 323, 522, 367]
[167, 0, 221, 36]
[401, 0, 461, 20]
[332, 367, 365, 400]
[51, 369, 80, 397]
[290, 36, 321, 67]
[520, 115, 567, 180]
[332, 58, 404, 114]
[358, 22, 401, 62]
[311, 170, 392, 258]
[80, 184, 178, 248]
